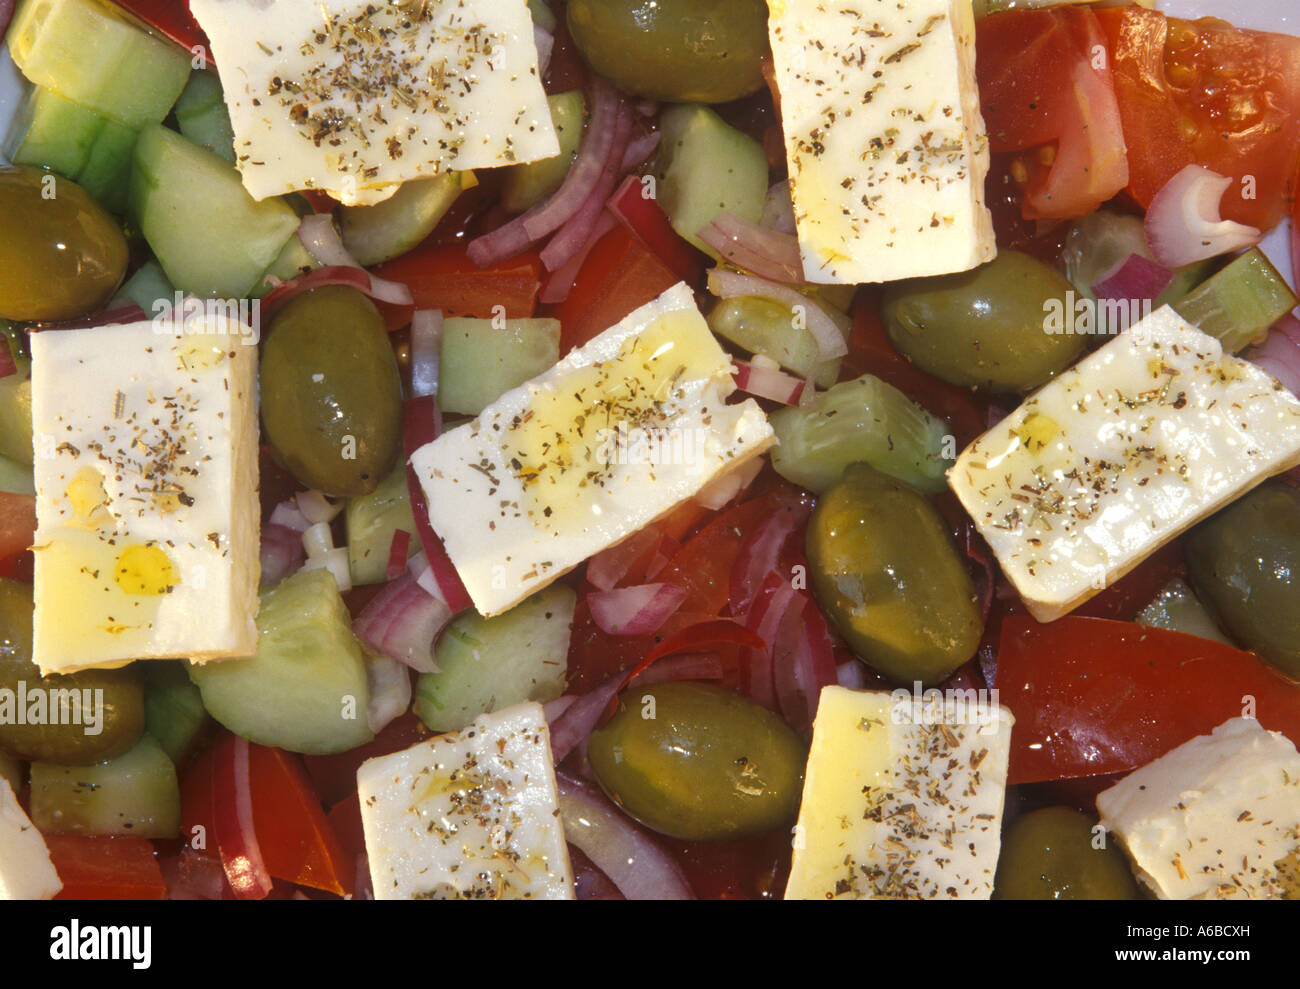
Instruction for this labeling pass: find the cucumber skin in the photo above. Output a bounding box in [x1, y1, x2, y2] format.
[501, 91, 585, 214]
[29, 734, 181, 838]
[414, 585, 575, 733]
[438, 317, 562, 416]
[76, 118, 138, 214]
[345, 465, 417, 587]
[188, 569, 374, 756]
[142, 662, 208, 765]
[7, 86, 105, 179]
[174, 70, 236, 162]
[0, 374, 33, 466]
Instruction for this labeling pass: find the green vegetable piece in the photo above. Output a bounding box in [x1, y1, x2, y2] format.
[707, 296, 844, 388]
[345, 464, 417, 587]
[115, 260, 174, 316]
[188, 569, 374, 755]
[502, 91, 585, 214]
[527, 0, 557, 32]
[75, 117, 137, 214]
[29, 733, 180, 838]
[338, 172, 468, 267]
[252, 234, 320, 299]
[588, 682, 806, 841]
[174, 69, 235, 162]
[1134, 578, 1231, 646]
[807, 463, 982, 686]
[141, 662, 207, 765]
[0, 373, 32, 466]
[770, 373, 952, 495]
[414, 585, 575, 733]
[4, 85, 105, 179]
[438, 316, 562, 416]
[1172, 248, 1298, 354]
[994, 807, 1141, 900]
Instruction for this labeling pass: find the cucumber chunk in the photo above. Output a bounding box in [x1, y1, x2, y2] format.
[501, 91, 584, 213]
[252, 234, 320, 299]
[338, 172, 469, 267]
[414, 585, 575, 733]
[1172, 248, 1298, 354]
[345, 464, 417, 587]
[8, 0, 191, 128]
[141, 662, 207, 765]
[707, 296, 846, 388]
[0, 373, 33, 466]
[655, 103, 769, 256]
[29, 734, 180, 838]
[115, 260, 175, 314]
[130, 125, 300, 299]
[75, 117, 137, 214]
[188, 568, 373, 755]
[438, 316, 562, 416]
[527, 0, 557, 32]
[174, 69, 235, 162]
[4, 84, 104, 178]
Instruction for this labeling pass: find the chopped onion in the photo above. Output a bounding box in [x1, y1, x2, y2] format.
[587, 583, 687, 636]
[694, 457, 763, 511]
[539, 212, 617, 304]
[352, 570, 453, 673]
[741, 573, 798, 710]
[1092, 252, 1174, 304]
[730, 510, 802, 620]
[619, 129, 661, 173]
[732, 359, 805, 405]
[259, 265, 400, 324]
[409, 309, 443, 399]
[548, 673, 624, 763]
[543, 694, 578, 723]
[707, 269, 847, 361]
[760, 180, 797, 235]
[1244, 313, 1300, 397]
[259, 522, 304, 589]
[555, 773, 695, 900]
[364, 650, 412, 735]
[533, 24, 554, 77]
[1144, 165, 1261, 269]
[773, 595, 837, 731]
[301, 546, 351, 593]
[699, 212, 804, 284]
[301, 521, 334, 558]
[386, 530, 412, 583]
[586, 526, 661, 591]
[295, 489, 341, 525]
[296, 214, 413, 305]
[269, 500, 310, 533]
[629, 652, 724, 686]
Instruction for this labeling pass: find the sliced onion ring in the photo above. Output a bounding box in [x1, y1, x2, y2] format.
[1092, 252, 1174, 305]
[352, 570, 453, 673]
[587, 582, 687, 636]
[296, 214, 413, 305]
[1144, 165, 1261, 269]
[707, 269, 847, 361]
[409, 309, 442, 399]
[699, 212, 804, 284]
[732, 359, 805, 405]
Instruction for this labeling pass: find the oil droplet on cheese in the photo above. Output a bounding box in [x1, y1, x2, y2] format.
[178, 339, 229, 372]
[66, 468, 110, 527]
[114, 544, 178, 596]
[1016, 412, 1059, 454]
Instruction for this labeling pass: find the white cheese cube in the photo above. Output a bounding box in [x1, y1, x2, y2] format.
[766, 0, 995, 283]
[0, 778, 61, 900]
[357, 701, 573, 900]
[190, 0, 558, 205]
[786, 686, 1014, 900]
[411, 282, 775, 617]
[949, 306, 1300, 623]
[1097, 718, 1300, 900]
[30, 314, 259, 674]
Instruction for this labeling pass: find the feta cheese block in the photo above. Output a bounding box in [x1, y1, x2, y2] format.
[190, 0, 558, 205]
[0, 778, 62, 900]
[30, 315, 259, 674]
[411, 282, 775, 616]
[949, 306, 1300, 623]
[357, 701, 573, 900]
[786, 686, 1014, 900]
[1097, 718, 1300, 900]
[766, 0, 995, 283]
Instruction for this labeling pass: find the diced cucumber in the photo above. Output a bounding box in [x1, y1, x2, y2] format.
[438, 316, 562, 416]
[527, 0, 557, 32]
[115, 260, 175, 314]
[345, 464, 417, 587]
[75, 117, 137, 214]
[252, 234, 321, 298]
[1135, 578, 1231, 646]
[769, 374, 952, 495]
[0, 373, 33, 466]
[4, 84, 105, 178]
[130, 125, 300, 299]
[28, 734, 180, 838]
[502, 91, 584, 213]
[188, 568, 373, 755]
[655, 103, 769, 256]
[0, 454, 34, 494]
[0, 752, 21, 793]
[7, 0, 191, 128]
[414, 585, 575, 733]
[1172, 248, 1298, 354]
[173, 69, 234, 162]
[141, 662, 207, 765]
[707, 296, 845, 388]
[338, 172, 470, 267]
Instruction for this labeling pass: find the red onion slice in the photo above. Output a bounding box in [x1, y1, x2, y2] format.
[1244, 313, 1300, 397]
[555, 772, 696, 900]
[548, 673, 624, 764]
[296, 215, 413, 305]
[259, 522, 304, 589]
[539, 211, 617, 304]
[773, 595, 837, 731]
[533, 24, 554, 78]
[741, 573, 798, 710]
[620, 129, 661, 173]
[409, 309, 442, 399]
[732, 359, 805, 405]
[259, 265, 409, 324]
[707, 269, 847, 361]
[760, 181, 797, 235]
[629, 652, 724, 686]
[1144, 165, 1261, 269]
[352, 570, 453, 673]
[699, 212, 804, 284]
[212, 734, 274, 900]
[587, 582, 687, 636]
[386, 529, 412, 582]
[729, 509, 802, 620]
[1092, 252, 1174, 304]
[365, 651, 413, 735]
[585, 526, 661, 591]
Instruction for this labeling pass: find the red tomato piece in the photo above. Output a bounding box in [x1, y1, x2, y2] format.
[1097, 7, 1300, 231]
[112, 0, 211, 64]
[977, 7, 1129, 220]
[0, 492, 35, 581]
[44, 835, 167, 900]
[372, 243, 543, 319]
[997, 616, 1300, 785]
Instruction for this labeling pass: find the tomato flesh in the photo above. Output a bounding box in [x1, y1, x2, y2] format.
[372, 243, 544, 319]
[45, 835, 167, 900]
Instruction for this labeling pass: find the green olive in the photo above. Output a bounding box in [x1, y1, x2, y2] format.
[807, 462, 982, 686]
[260, 285, 402, 496]
[0, 578, 144, 764]
[567, 0, 768, 104]
[0, 166, 128, 322]
[588, 682, 805, 841]
[882, 250, 1086, 393]
[994, 807, 1141, 900]
[1185, 482, 1300, 679]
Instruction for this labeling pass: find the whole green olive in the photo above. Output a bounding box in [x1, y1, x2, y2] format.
[807, 462, 982, 686]
[0, 166, 128, 322]
[0, 578, 144, 764]
[260, 285, 402, 496]
[1185, 482, 1300, 679]
[882, 250, 1086, 393]
[567, 0, 769, 104]
[588, 682, 806, 841]
[994, 807, 1141, 900]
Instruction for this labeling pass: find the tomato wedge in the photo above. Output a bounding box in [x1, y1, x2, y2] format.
[998, 616, 1300, 785]
[372, 243, 544, 319]
[112, 0, 211, 65]
[1097, 7, 1300, 231]
[44, 835, 167, 900]
[180, 736, 353, 897]
[976, 7, 1129, 221]
[0, 492, 35, 581]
